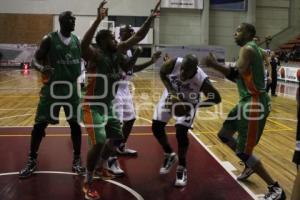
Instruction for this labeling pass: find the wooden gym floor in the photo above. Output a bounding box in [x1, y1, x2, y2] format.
[0, 68, 298, 199]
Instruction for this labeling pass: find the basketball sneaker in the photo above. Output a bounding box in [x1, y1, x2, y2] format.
[263, 182, 286, 200]
[82, 182, 100, 200]
[174, 165, 187, 187]
[237, 166, 254, 181]
[72, 157, 86, 175]
[159, 152, 178, 174]
[116, 143, 137, 157]
[104, 157, 125, 177]
[94, 167, 116, 180]
[19, 157, 37, 179]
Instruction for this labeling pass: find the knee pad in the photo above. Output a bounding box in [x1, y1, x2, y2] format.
[175, 125, 189, 147]
[152, 120, 167, 138]
[236, 152, 260, 168]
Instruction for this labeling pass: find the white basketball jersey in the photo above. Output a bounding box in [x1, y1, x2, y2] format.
[166, 57, 208, 104]
[114, 49, 136, 121]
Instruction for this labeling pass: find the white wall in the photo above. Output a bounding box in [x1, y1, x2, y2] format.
[0, 0, 156, 16]
[256, 0, 289, 38]
[209, 10, 247, 60]
[159, 8, 202, 45]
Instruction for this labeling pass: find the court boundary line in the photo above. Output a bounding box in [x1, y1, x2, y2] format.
[0, 171, 144, 200]
[189, 130, 258, 200]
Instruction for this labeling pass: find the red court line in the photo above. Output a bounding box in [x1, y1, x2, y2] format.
[0, 127, 254, 200]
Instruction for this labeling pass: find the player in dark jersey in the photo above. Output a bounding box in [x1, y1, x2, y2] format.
[80, 1, 161, 199]
[19, 11, 85, 179]
[203, 23, 286, 200]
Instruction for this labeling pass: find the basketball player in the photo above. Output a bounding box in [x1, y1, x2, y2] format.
[19, 11, 85, 179]
[267, 51, 280, 96]
[152, 54, 221, 187]
[81, 1, 161, 199]
[202, 23, 286, 200]
[291, 80, 300, 200]
[105, 24, 162, 176]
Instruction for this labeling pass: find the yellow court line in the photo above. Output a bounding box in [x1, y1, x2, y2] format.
[193, 128, 292, 135]
[266, 118, 294, 131]
[222, 99, 294, 131]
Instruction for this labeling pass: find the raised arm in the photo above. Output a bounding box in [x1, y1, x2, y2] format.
[81, 0, 108, 61]
[202, 47, 253, 82]
[118, 0, 161, 51]
[160, 58, 177, 95]
[198, 78, 221, 107]
[31, 35, 53, 75]
[133, 51, 161, 73]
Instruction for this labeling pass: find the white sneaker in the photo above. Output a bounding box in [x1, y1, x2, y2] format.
[159, 152, 178, 174]
[263, 182, 286, 200]
[237, 166, 254, 181]
[174, 165, 187, 187]
[116, 143, 138, 157]
[103, 157, 125, 177]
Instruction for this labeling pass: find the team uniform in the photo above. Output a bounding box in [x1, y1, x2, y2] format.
[223, 41, 271, 155]
[113, 50, 136, 122]
[153, 57, 208, 127]
[82, 52, 124, 145]
[35, 31, 81, 124]
[19, 30, 85, 179]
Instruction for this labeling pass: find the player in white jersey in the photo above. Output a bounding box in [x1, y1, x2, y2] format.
[104, 24, 161, 176]
[152, 54, 221, 187]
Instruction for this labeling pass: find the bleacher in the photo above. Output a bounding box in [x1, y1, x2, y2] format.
[277, 34, 300, 62]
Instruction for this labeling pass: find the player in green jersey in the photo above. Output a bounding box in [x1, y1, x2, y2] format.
[203, 23, 286, 200]
[19, 11, 85, 179]
[80, 1, 161, 199]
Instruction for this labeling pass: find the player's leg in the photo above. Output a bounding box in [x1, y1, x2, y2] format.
[19, 122, 48, 178]
[19, 87, 53, 179]
[64, 98, 85, 175]
[152, 95, 177, 174]
[101, 106, 125, 176]
[82, 105, 107, 200]
[237, 97, 285, 199]
[174, 124, 189, 187]
[115, 96, 137, 156]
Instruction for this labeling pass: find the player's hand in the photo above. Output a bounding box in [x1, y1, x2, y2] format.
[41, 65, 54, 76]
[151, 51, 162, 63]
[134, 46, 143, 56]
[202, 52, 218, 67]
[166, 93, 179, 104]
[97, 0, 108, 20]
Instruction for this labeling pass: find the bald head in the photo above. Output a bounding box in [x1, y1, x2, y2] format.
[180, 54, 198, 81]
[58, 11, 75, 33]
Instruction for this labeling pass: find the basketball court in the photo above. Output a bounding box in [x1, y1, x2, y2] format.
[0, 68, 298, 199]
